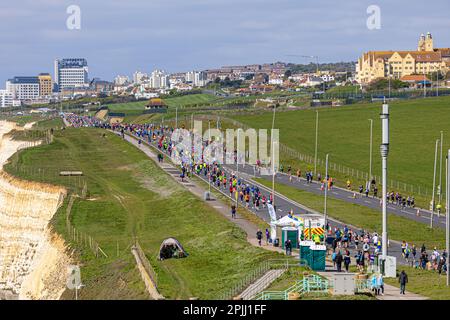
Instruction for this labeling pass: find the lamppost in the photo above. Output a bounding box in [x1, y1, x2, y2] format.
[446, 150, 449, 286]
[208, 120, 211, 195]
[271, 105, 276, 206]
[369, 119, 374, 186]
[380, 102, 389, 260]
[431, 139, 439, 228]
[438, 131, 444, 215]
[324, 154, 329, 229]
[314, 110, 319, 176]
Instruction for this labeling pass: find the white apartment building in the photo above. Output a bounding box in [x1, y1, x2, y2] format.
[186, 71, 207, 87]
[0, 90, 13, 107]
[114, 75, 130, 85]
[54, 58, 89, 91]
[150, 69, 169, 89]
[133, 71, 148, 84]
[6, 77, 40, 101]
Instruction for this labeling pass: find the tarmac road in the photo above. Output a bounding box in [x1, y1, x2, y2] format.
[127, 131, 412, 267]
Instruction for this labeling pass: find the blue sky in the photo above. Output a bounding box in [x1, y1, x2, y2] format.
[1, 0, 449, 83]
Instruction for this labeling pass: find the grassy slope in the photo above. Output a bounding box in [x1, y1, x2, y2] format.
[234, 96, 450, 193]
[384, 265, 450, 300]
[255, 179, 446, 249]
[4, 127, 281, 299]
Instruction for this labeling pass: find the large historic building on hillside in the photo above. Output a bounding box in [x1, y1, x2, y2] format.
[356, 33, 450, 84]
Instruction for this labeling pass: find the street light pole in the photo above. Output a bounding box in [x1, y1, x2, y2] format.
[314, 110, 319, 176]
[324, 154, 329, 228]
[431, 139, 439, 228]
[439, 131, 444, 213]
[446, 150, 449, 286]
[208, 120, 211, 195]
[175, 107, 178, 128]
[369, 119, 373, 185]
[380, 102, 390, 260]
[271, 106, 276, 207]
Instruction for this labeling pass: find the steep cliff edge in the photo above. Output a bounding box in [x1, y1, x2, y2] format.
[0, 121, 70, 300]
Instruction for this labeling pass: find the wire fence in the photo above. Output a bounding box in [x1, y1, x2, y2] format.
[65, 193, 107, 258]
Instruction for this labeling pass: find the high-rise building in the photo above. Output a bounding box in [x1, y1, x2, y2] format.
[6, 76, 40, 101]
[0, 90, 13, 107]
[114, 75, 129, 86]
[133, 71, 148, 84]
[150, 69, 169, 89]
[186, 71, 208, 87]
[38, 73, 52, 97]
[54, 58, 89, 91]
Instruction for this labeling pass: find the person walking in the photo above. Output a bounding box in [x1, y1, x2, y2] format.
[335, 250, 343, 272]
[285, 239, 292, 256]
[399, 270, 408, 295]
[256, 229, 263, 246]
[377, 273, 384, 296]
[231, 204, 236, 219]
[343, 250, 351, 272]
[265, 228, 270, 245]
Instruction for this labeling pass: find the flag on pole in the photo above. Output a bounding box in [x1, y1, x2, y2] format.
[267, 203, 277, 221]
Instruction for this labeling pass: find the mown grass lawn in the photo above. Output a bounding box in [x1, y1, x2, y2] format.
[234, 96, 450, 198]
[5, 126, 282, 299]
[255, 179, 446, 249]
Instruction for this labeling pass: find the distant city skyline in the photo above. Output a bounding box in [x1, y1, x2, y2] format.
[1, 0, 450, 83]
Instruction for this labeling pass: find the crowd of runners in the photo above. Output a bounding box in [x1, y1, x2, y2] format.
[63, 114, 448, 280]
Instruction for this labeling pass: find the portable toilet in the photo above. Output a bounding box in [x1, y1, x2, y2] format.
[299, 240, 314, 267]
[281, 227, 299, 249]
[310, 244, 327, 271]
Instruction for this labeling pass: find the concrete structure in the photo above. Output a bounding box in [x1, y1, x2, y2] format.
[54, 58, 89, 91]
[150, 69, 169, 89]
[38, 73, 52, 97]
[114, 75, 129, 86]
[186, 71, 207, 87]
[6, 77, 40, 101]
[356, 33, 450, 84]
[0, 90, 13, 107]
[133, 71, 148, 84]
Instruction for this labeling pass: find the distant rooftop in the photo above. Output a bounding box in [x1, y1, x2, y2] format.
[8, 76, 39, 84]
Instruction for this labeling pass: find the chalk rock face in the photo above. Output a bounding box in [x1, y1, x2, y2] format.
[0, 121, 69, 300]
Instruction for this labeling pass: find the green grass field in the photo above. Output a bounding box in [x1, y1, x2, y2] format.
[384, 265, 450, 300]
[107, 93, 218, 113]
[233, 96, 450, 200]
[255, 179, 446, 249]
[4, 127, 281, 299]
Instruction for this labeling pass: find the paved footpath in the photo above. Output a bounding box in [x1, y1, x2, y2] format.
[317, 261, 427, 300]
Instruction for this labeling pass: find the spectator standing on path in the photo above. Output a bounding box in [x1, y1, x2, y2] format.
[399, 270, 408, 295]
[343, 250, 351, 272]
[377, 273, 384, 295]
[265, 229, 270, 245]
[285, 239, 292, 256]
[335, 250, 343, 272]
[256, 229, 263, 246]
[231, 204, 236, 219]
